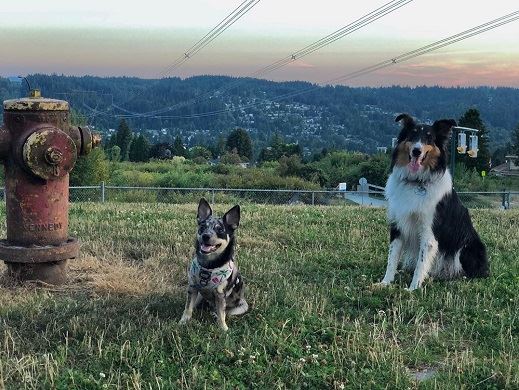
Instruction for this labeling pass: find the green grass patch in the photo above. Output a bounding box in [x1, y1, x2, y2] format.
[0, 204, 517, 389]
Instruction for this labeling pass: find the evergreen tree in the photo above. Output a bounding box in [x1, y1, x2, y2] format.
[115, 119, 133, 161]
[216, 134, 227, 157]
[105, 134, 117, 151]
[70, 148, 110, 186]
[189, 146, 212, 161]
[226, 128, 253, 161]
[220, 150, 242, 165]
[172, 135, 187, 157]
[129, 134, 151, 162]
[110, 145, 121, 162]
[458, 109, 491, 172]
[259, 133, 302, 162]
[149, 142, 172, 159]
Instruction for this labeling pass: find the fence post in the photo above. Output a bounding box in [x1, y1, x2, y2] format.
[311, 192, 315, 206]
[501, 189, 510, 210]
[100, 181, 105, 203]
[211, 189, 215, 205]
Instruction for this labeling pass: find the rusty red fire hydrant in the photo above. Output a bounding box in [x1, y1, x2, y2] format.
[0, 89, 101, 284]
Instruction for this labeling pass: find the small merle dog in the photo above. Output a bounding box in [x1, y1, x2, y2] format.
[179, 198, 248, 331]
[378, 114, 489, 290]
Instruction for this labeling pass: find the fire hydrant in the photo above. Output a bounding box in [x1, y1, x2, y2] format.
[0, 90, 101, 284]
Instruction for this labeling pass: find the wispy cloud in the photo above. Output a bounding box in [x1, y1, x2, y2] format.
[286, 60, 316, 69]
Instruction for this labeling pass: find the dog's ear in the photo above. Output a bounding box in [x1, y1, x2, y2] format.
[395, 114, 415, 142]
[223, 205, 240, 230]
[395, 114, 415, 129]
[197, 198, 212, 222]
[433, 119, 457, 147]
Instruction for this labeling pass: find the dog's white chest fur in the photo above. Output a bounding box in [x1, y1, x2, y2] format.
[385, 167, 453, 271]
[385, 167, 452, 235]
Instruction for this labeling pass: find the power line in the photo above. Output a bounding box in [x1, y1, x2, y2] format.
[114, 10, 519, 120]
[113, 0, 414, 119]
[83, 0, 262, 119]
[250, 0, 412, 76]
[160, 0, 261, 77]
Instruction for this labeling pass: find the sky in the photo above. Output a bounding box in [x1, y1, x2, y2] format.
[1, 0, 518, 87]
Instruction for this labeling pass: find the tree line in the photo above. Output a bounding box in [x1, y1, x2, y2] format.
[6, 74, 519, 154]
[68, 108, 519, 191]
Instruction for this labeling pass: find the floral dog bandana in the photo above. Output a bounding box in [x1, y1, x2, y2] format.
[188, 258, 235, 291]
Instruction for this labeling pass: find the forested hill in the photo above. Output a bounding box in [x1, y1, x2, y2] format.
[1, 74, 518, 153]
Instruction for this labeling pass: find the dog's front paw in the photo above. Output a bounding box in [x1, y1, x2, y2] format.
[404, 285, 419, 292]
[178, 315, 191, 325]
[219, 323, 229, 332]
[371, 281, 391, 289]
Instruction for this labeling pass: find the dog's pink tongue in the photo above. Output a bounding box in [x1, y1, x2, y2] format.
[201, 244, 215, 252]
[409, 158, 421, 173]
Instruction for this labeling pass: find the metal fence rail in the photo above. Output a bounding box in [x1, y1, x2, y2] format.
[69, 184, 387, 206]
[1, 184, 516, 209]
[65, 184, 517, 209]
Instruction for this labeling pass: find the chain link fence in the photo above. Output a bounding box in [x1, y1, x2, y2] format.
[69, 184, 386, 206]
[63, 184, 519, 209]
[0, 184, 514, 208]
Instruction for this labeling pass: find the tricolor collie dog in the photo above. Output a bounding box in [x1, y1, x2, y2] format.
[379, 114, 489, 290]
[179, 198, 248, 331]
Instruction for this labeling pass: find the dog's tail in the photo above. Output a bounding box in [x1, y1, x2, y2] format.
[461, 238, 489, 278]
[227, 299, 249, 316]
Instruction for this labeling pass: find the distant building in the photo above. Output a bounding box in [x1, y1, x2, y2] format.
[507, 155, 519, 171]
[490, 155, 519, 177]
[376, 146, 388, 153]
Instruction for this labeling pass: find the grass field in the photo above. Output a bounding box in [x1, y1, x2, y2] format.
[0, 203, 517, 389]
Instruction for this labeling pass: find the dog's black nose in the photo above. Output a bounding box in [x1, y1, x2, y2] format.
[412, 147, 422, 157]
[202, 233, 211, 242]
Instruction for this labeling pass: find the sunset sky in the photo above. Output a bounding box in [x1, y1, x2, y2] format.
[1, 0, 518, 87]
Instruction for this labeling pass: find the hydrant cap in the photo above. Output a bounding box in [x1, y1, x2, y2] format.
[3, 97, 69, 112]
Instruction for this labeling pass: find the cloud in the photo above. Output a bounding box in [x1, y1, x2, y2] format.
[286, 60, 316, 69]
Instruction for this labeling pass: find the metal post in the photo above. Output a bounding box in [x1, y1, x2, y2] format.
[211, 189, 215, 205]
[450, 130, 456, 185]
[311, 192, 315, 206]
[100, 181, 105, 203]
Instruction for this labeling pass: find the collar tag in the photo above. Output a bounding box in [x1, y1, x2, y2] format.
[414, 185, 427, 196]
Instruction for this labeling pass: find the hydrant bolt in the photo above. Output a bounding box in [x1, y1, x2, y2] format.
[45, 147, 64, 165]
